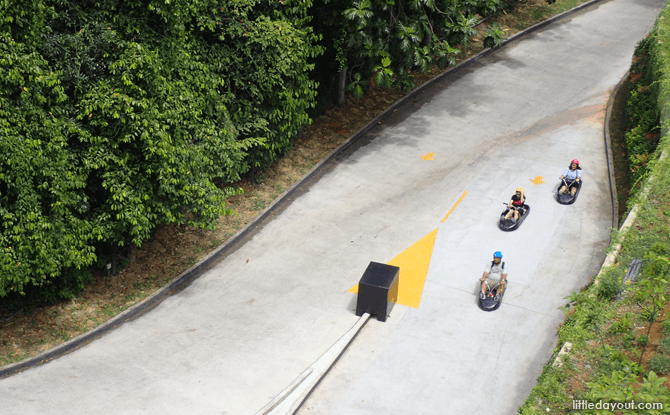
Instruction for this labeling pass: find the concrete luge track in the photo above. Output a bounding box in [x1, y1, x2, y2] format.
[293, 0, 666, 413]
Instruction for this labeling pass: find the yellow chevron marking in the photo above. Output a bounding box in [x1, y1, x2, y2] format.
[349, 228, 438, 308]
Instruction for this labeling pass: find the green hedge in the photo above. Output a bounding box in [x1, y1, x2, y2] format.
[0, 0, 319, 305]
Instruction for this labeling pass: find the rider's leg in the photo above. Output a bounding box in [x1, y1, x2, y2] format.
[497, 282, 505, 295]
[494, 283, 504, 301]
[489, 281, 500, 297]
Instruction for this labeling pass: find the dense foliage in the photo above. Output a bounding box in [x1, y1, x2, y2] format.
[0, 0, 321, 305]
[311, 0, 516, 100]
[625, 36, 661, 193]
[1, 0, 523, 307]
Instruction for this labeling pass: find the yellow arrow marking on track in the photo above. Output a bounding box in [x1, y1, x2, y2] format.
[441, 191, 468, 223]
[421, 152, 435, 160]
[530, 176, 545, 185]
[349, 228, 438, 308]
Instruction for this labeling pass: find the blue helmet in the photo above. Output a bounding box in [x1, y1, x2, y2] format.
[493, 251, 503, 258]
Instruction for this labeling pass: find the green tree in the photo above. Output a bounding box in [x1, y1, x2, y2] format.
[312, 0, 513, 102]
[0, 0, 285, 303]
[209, 0, 324, 175]
[0, 1, 97, 298]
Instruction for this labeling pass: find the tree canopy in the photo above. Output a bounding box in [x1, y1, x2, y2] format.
[0, 0, 320, 300]
[1, 0, 513, 305]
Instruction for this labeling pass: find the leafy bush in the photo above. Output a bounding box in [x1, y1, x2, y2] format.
[597, 345, 637, 377]
[661, 319, 670, 335]
[634, 248, 670, 326]
[1, 268, 92, 313]
[213, 0, 324, 173]
[609, 312, 633, 334]
[586, 370, 638, 404]
[0, 0, 323, 306]
[651, 241, 670, 254]
[0, 24, 97, 298]
[597, 267, 623, 300]
[315, 0, 512, 100]
[483, 23, 506, 48]
[625, 36, 661, 190]
[637, 334, 650, 346]
[623, 331, 636, 348]
[658, 336, 670, 354]
[647, 354, 670, 375]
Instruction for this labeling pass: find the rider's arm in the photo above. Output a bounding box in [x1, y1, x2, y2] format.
[481, 262, 491, 281]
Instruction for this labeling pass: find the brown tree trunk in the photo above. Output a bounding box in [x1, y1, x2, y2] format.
[424, 20, 433, 46]
[338, 67, 347, 108]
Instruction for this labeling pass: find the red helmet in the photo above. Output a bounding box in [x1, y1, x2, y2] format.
[571, 159, 579, 165]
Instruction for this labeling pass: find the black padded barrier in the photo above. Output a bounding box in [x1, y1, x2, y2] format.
[355, 262, 400, 322]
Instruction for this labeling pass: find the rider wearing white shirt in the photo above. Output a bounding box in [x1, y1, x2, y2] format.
[480, 251, 507, 301]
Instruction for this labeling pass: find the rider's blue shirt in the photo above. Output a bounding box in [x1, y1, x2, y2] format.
[562, 168, 582, 181]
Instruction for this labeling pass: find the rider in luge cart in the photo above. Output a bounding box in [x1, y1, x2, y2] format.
[504, 188, 525, 222]
[559, 159, 582, 197]
[480, 251, 507, 301]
